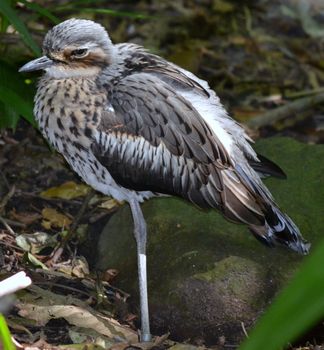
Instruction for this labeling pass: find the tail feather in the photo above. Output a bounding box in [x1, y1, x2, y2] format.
[249, 154, 287, 179]
[232, 164, 310, 255]
[249, 206, 310, 255]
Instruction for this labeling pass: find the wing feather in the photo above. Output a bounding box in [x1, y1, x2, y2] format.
[93, 71, 264, 224]
[92, 72, 229, 208]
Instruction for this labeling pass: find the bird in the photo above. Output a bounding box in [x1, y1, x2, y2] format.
[19, 18, 310, 342]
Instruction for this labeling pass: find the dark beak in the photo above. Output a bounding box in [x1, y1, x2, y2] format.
[19, 55, 53, 73]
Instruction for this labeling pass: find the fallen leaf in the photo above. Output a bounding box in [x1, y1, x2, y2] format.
[212, 0, 235, 13]
[68, 328, 87, 344]
[102, 269, 119, 283]
[71, 257, 90, 278]
[24, 252, 48, 270]
[16, 231, 57, 254]
[99, 199, 122, 211]
[17, 303, 137, 343]
[41, 208, 72, 229]
[41, 181, 90, 200]
[10, 210, 41, 226]
[68, 327, 114, 348]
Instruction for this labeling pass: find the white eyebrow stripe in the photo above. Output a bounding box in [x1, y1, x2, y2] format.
[80, 42, 98, 49]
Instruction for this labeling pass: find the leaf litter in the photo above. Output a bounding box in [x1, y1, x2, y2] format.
[0, 125, 138, 349]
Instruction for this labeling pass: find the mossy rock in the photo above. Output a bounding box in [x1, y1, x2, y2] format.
[158, 256, 271, 344]
[96, 137, 324, 344]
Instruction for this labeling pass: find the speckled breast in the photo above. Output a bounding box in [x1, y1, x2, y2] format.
[34, 75, 107, 154]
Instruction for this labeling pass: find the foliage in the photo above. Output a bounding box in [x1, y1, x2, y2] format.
[0, 0, 40, 129]
[0, 0, 40, 55]
[242, 138, 324, 348]
[240, 239, 324, 350]
[0, 313, 16, 350]
[0, 60, 35, 128]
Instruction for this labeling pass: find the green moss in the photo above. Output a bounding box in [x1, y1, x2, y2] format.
[195, 256, 260, 283]
[194, 256, 266, 307]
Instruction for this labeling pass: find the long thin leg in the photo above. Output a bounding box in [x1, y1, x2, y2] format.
[129, 198, 152, 342]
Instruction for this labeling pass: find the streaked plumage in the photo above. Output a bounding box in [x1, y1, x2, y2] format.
[19, 18, 310, 341]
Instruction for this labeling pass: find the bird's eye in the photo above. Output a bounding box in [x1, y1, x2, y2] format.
[71, 48, 88, 58]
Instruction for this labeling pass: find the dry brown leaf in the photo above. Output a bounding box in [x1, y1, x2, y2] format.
[17, 303, 138, 343]
[10, 209, 42, 226]
[102, 269, 119, 283]
[55, 257, 89, 278]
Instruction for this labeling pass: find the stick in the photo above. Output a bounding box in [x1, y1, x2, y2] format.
[50, 189, 95, 263]
[0, 217, 16, 237]
[0, 186, 15, 214]
[246, 92, 324, 129]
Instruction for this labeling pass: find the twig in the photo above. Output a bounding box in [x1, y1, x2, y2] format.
[20, 191, 82, 206]
[0, 219, 26, 229]
[0, 216, 16, 237]
[0, 271, 32, 298]
[11, 336, 24, 349]
[286, 87, 324, 99]
[0, 171, 10, 191]
[50, 189, 95, 263]
[0, 241, 25, 253]
[0, 186, 17, 236]
[246, 92, 324, 129]
[241, 321, 249, 338]
[0, 186, 15, 214]
[34, 281, 92, 298]
[70, 189, 95, 233]
[224, 345, 240, 349]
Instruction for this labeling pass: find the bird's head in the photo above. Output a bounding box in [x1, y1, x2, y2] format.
[19, 18, 114, 78]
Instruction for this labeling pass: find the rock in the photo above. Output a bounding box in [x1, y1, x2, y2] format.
[151, 256, 271, 344]
[96, 137, 324, 345]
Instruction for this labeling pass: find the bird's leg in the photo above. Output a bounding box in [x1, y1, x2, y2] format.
[129, 198, 152, 342]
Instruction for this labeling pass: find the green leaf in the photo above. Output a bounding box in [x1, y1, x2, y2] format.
[0, 101, 20, 129]
[0, 60, 36, 128]
[81, 8, 151, 19]
[19, 0, 60, 24]
[0, 314, 16, 350]
[0, 85, 35, 126]
[0, 0, 40, 55]
[49, 0, 114, 11]
[25, 252, 48, 270]
[240, 239, 324, 350]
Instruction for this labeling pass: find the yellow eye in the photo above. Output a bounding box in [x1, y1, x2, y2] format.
[71, 48, 88, 58]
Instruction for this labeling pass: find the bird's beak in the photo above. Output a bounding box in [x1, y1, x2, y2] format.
[19, 55, 53, 73]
